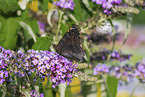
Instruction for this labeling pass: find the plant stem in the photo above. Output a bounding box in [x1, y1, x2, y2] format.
[59, 82, 67, 97]
[123, 13, 132, 45]
[55, 10, 64, 42]
[108, 18, 116, 52]
[129, 82, 140, 97]
[2, 85, 6, 97]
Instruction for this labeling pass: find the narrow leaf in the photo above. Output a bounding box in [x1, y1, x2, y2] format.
[47, 9, 57, 27]
[67, 12, 78, 24]
[21, 89, 31, 97]
[82, 0, 96, 14]
[82, 39, 90, 63]
[19, 21, 37, 42]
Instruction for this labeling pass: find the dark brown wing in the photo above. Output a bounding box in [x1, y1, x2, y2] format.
[56, 25, 85, 61]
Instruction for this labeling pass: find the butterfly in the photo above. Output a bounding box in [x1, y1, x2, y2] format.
[56, 25, 85, 61]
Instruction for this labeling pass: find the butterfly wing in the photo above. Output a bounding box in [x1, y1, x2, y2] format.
[59, 44, 84, 61]
[56, 25, 84, 61]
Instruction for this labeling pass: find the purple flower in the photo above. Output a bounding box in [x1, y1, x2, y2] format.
[0, 78, 5, 84]
[95, 0, 105, 4]
[56, 70, 62, 75]
[0, 70, 3, 78]
[32, 59, 39, 65]
[61, 74, 66, 78]
[53, 0, 75, 10]
[46, 64, 51, 69]
[0, 47, 77, 88]
[102, 64, 109, 73]
[37, 21, 45, 32]
[4, 71, 8, 77]
[60, 67, 67, 73]
[51, 77, 56, 83]
[92, 0, 122, 14]
[40, 93, 44, 97]
[93, 63, 109, 75]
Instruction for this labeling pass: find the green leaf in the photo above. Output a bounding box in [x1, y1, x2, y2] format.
[32, 37, 53, 50]
[73, 0, 91, 22]
[43, 0, 49, 12]
[21, 9, 28, 21]
[0, 0, 20, 14]
[73, 0, 82, 21]
[106, 76, 118, 97]
[0, 17, 18, 49]
[60, 22, 69, 36]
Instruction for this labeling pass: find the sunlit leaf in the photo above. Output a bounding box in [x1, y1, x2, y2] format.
[27, 0, 38, 12]
[96, 83, 102, 97]
[18, 0, 29, 10]
[42, 77, 48, 91]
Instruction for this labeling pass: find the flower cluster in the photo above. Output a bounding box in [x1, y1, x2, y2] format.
[93, 62, 145, 82]
[0, 46, 77, 88]
[90, 49, 132, 62]
[92, 0, 122, 14]
[53, 0, 75, 10]
[93, 63, 109, 75]
[134, 60, 145, 82]
[0, 47, 16, 84]
[109, 65, 134, 82]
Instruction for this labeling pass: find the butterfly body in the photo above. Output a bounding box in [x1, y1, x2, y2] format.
[56, 25, 84, 61]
